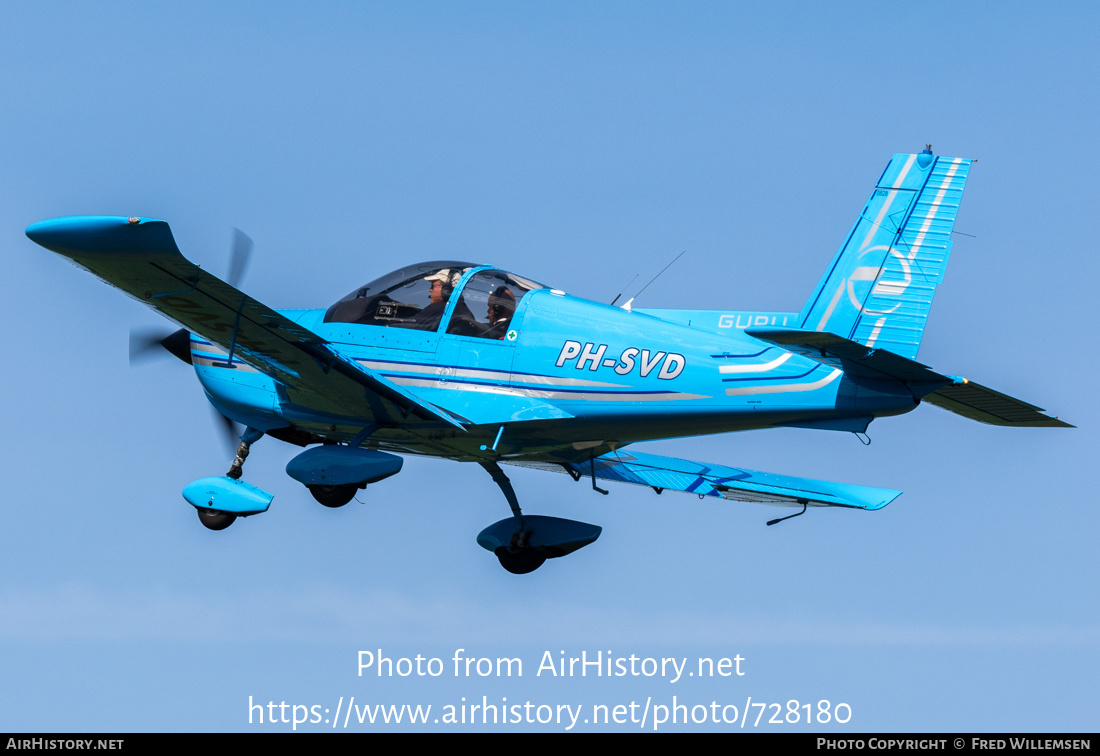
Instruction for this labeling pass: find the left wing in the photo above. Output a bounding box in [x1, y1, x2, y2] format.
[510, 449, 901, 510]
[26, 216, 464, 429]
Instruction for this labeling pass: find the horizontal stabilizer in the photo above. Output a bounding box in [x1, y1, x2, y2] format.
[924, 381, 1074, 428]
[747, 327, 1071, 427]
[510, 450, 901, 510]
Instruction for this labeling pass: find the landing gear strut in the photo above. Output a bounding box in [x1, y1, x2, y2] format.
[226, 428, 264, 480]
[479, 462, 544, 573]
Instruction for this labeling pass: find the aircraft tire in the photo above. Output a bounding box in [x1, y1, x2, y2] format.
[197, 508, 236, 531]
[495, 547, 546, 574]
[308, 484, 358, 508]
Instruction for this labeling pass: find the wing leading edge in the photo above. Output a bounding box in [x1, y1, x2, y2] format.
[26, 216, 464, 429]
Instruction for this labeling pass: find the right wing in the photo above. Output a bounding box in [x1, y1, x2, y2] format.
[510, 449, 902, 510]
[26, 216, 464, 429]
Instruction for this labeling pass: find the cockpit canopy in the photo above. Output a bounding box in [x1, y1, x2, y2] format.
[324, 261, 547, 340]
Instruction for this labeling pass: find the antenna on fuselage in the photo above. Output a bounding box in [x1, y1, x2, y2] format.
[620, 250, 685, 311]
[609, 274, 638, 306]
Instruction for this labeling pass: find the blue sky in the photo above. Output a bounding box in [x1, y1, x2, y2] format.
[2, 1, 1096, 732]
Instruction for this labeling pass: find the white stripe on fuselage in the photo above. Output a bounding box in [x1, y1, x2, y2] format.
[357, 359, 625, 388]
[724, 368, 842, 396]
[718, 352, 792, 374]
[388, 376, 707, 402]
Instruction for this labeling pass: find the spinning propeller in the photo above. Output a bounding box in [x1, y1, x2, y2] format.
[128, 228, 253, 450]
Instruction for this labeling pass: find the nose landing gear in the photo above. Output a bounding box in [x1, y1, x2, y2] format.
[183, 428, 271, 530]
[197, 508, 237, 531]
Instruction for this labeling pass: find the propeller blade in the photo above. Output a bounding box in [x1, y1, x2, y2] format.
[227, 228, 253, 288]
[211, 406, 242, 456]
[129, 327, 192, 365]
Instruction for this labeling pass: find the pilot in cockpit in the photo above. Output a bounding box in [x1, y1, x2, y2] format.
[406, 269, 454, 331]
[408, 268, 477, 333]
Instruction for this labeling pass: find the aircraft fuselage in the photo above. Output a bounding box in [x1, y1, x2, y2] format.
[192, 285, 917, 461]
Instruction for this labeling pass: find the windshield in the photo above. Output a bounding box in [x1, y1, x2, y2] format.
[324, 261, 548, 335]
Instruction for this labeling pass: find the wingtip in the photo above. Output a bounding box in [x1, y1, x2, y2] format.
[27, 215, 141, 242]
[25, 215, 175, 257]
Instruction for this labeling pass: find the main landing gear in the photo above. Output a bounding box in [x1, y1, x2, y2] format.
[476, 462, 602, 574]
[286, 445, 402, 508]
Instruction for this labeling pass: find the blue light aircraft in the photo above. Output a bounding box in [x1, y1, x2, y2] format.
[26, 148, 1070, 573]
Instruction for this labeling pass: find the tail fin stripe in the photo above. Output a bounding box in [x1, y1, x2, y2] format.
[887, 153, 918, 189]
[814, 279, 847, 332]
[901, 158, 964, 263]
[864, 316, 887, 347]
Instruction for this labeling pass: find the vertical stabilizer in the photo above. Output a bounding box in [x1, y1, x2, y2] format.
[797, 149, 971, 359]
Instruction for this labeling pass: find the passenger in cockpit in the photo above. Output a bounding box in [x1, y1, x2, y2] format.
[483, 286, 517, 340]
